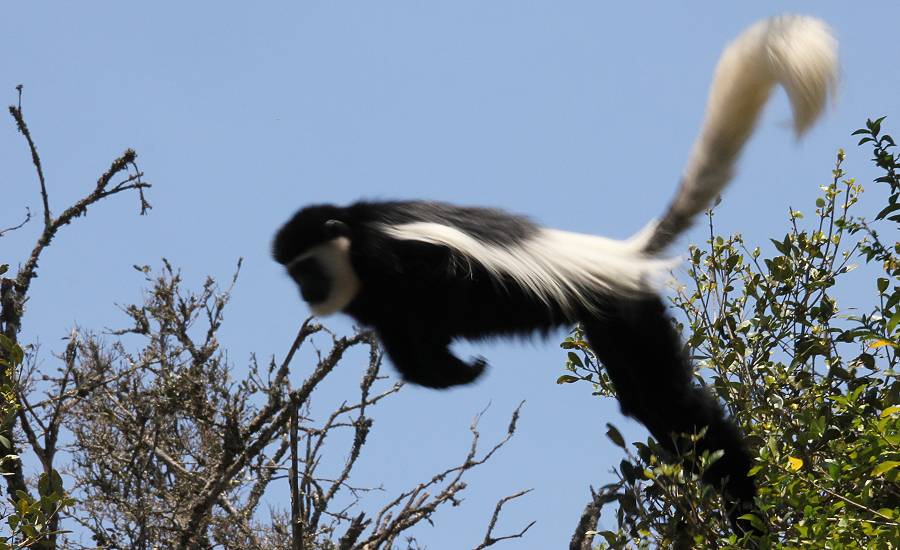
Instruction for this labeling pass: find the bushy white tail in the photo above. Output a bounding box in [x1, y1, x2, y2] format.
[640, 15, 838, 253]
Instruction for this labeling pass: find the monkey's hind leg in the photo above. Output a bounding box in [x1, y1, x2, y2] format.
[580, 297, 757, 530]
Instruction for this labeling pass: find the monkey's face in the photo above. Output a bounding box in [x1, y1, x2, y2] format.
[274, 211, 361, 316]
[284, 235, 360, 315]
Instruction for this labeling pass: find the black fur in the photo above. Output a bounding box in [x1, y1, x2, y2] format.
[288, 256, 330, 303]
[273, 199, 756, 525]
[273, 200, 537, 266]
[580, 298, 756, 528]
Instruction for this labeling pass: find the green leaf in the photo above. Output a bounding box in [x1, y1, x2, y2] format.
[605, 423, 626, 449]
[854, 353, 876, 371]
[38, 473, 50, 497]
[878, 278, 890, 293]
[868, 338, 898, 350]
[770, 238, 790, 255]
[875, 202, 900, 220]
[50, 469, 64, 494]
[0, 334, 14, 354]
[887, 310, 900, 335]
[620, 460, 638, 483]
[555, 375, 579, 384]
[0, 335, 24, 366]
[867, 116, 885, 136]
[737, 513, 766, 533]
[21, 524, 37, 540]
[567, 351, 583, 368]
[872, 461, 900, 477]
[598, 531, 618, 545]
[704, 449, 724, 467]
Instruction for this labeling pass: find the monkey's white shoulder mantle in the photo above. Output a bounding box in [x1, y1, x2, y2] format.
[381, 222, 676, 314]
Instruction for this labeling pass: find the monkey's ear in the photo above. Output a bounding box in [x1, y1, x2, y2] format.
[324, 219, 351, 239]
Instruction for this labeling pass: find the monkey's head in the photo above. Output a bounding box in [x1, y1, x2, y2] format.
[273, 205, 361, 316]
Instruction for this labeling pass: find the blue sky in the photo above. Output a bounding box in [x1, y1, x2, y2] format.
[2, 2, 899, 547]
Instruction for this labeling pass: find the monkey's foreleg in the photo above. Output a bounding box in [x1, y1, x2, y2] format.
[378, 326, 487, 389]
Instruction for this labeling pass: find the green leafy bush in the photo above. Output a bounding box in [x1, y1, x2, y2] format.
[561, 120, 900, 548]
[1, 330, 72, 549]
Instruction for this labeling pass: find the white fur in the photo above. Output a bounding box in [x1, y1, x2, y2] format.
[637, 15, 839, 253]
[382, 222, 676, 314]
[290, 237, 361, 315]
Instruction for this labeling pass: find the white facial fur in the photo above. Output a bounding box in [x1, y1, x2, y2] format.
[289, 237, 361, 316]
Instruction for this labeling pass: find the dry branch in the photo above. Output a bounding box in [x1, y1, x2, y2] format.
[473, 489, 535, 549]
[0, 88, 151, 550]
[357, 402, 527, 549]
[569, 485, 619, 550]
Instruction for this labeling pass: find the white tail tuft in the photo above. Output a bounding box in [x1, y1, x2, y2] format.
[640, 15, 839, 254]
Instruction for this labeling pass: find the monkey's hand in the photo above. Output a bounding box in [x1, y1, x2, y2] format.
[403, 353, 487, 389]
[379, 329, 488, 389]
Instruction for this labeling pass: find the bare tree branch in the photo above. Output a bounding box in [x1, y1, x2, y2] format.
[8, 146, 149, 319]
[177, 330, 374, 548]
[337, 513, 369, 550]
[290, 403, 303, 550]
[9, 86, 50, 227]
[244, 319, 323, 436]
[0, 207, 31, 237]
[12, 250, 529, 549]
[308, 345, 382, 531]
[569, 485, 619, 550]
[358, 402, 526, 549]
[473, 489, 535, 550]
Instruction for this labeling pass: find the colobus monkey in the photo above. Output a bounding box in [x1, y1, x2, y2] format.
[274, 15, 837, 529]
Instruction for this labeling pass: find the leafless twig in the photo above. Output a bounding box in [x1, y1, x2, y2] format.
[9, 86, 50, 227]
[0, 207, 31, 237]
[473, 489, 535, 549]
[358, 401, 527, 549]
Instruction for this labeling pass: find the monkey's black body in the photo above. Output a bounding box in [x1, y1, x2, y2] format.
[273, 200, 755, 507]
